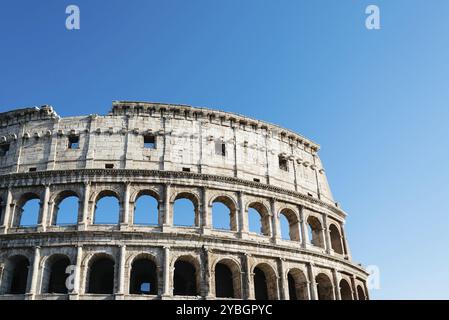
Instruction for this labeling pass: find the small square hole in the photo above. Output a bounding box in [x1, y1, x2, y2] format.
[253, 178, 261, 183]
[68, 135, 80, 149]
[29, 167, 37, 172]
[144, 135, 156, 149]
[0, 143, 10, 156]
[182, 167, 191, 172]
[105, 164, 114, 169]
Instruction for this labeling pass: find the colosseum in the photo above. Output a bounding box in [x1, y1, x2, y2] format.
[0, 101, 368, 300]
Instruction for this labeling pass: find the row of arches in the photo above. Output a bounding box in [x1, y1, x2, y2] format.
[1, 189, 347, 254]
[0, 253, 367, 300]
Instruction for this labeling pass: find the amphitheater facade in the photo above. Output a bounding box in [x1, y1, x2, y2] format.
[0, 101, 368, 300]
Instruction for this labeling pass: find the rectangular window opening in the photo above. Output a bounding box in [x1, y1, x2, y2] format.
[68, 135, 80, 149]
[0, 143, 10, 156]
[279, 156, 288, 172]
[215, 140, 226, 157]
[29, 167, 37, 172]
[105, 164, 114, 169]
[144, 135, 156, 149]
[182, 167, 191, 172]
[253, 178, 261, 183]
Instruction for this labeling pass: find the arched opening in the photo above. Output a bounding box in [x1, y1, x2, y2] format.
[215, 263, 234, 298]
[173, 194, 198, 227]
[18, 195, 40, 227]
[253, 264, 277, 300]
[340, 279, 352, 300]
[248, 203, 270, 236]
[279, 209, 300, 241]
[315, 273, 334, 300]
[287, 269, 309, 300]
[47, 255, 71, 294]
[94, 192, 120, 225]
[88, 256, 115, 294]
[7, 255, 30, 294]
[307, 216, 324, 248]
[212, 196, 237, 231]
[173, 258, 198, 296]
[329, 224, 344, 254]
[357, 285, 366, 300]
[134, 194, 159, 226]
[55, 194, 79, 226]
[130, 257, 158, 295]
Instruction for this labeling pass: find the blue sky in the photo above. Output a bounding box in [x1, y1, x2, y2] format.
[2, 0, 449, 299]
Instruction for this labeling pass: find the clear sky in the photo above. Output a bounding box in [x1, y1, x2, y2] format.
[1, 0, 449, 300]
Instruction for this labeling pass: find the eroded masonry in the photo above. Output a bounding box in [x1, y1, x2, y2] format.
[0, 102, 368, 300]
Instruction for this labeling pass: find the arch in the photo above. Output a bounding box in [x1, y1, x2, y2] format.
[357, 285, 366, 300]
[315, 273, 334, 300]
[129, 256, 158, 295]
[17, 193, 41, 227]
[173, 256, 200, 296]
[94, 191, 120, 225]
[287, 268, 309, 300]
[214, 258, 242, 299]
[253, 263, 278, 300]
[53, 191, 80, 226]
[87, 254, 115, 294]
[307, 216, 324, 248]
[5, 255, 30, 294]
[173, 193, 199, 227]
[339, 279, 352, 300]
[248, 202, 271, 236]
[44, 254, 71, 294]
[133, 194, 159, 226]
[329, 224, 344, 254]
[211, 196, 237, 231]
[279, 208, 300, 241]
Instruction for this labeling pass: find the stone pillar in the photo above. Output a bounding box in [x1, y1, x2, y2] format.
[299, 206, 308, 248]
[307, 263, 318, 300]
[278, 258, 288, 300]
[341, 222, 352, 259]
[322, 214, 332, 253]
[203, 246, 213, 298]
[162, 184, 171, 231]
[244, 253, 253, 300]
[116, 245, 126, 299]
[238, 192, 248, 239]
[270, 198, 280, 242]
[162, 246, 171, 297]
[121, 182, 130, 229]
[0, 188, 13, 234]
[351, 275, 359, 300]
[38, 184, 51, 232]
[201, 187, 211, 234]
[69, 245, 83, 300]
[28, 246, 41, 299]
[332, 269, 341, 300]
[79, 182, 90, 230]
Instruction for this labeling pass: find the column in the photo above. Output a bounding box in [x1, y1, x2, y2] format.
[73, 245, 83, 295]
[203, 246, 213, 298]
[162, 184, 171, 229]
[201, 187, 211, 234]
[116, 245, 126, 298]
[162, 246, 171, 297]
[238, 192, 248, 239]
[307, 262, 318, 300]
[270, 198, 280, 242]
[28, 246, 41, 299]
[121, 182, 130, 228]
[351, 275, 359, 300]
[278, 258, 288, 300]
[341, 222, 352, 259]
[299, 206, 308, 248]
[79, 181, 90, 230]
[244, 254, 253, 300]
[38, 184, 50, 232]
[0, 188, 13, 234]
[332, 269, 341, 300]
[322, 214, 332, 253]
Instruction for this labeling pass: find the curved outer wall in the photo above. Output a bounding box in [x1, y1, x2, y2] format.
[0, 102, 368, 300]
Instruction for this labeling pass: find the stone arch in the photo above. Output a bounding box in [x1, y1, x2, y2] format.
[247, 202, 271, 236]
[357, 285, 366, 300]
[129, 253, 158, 295]
[3, 255, 30, 294]
[329, 223, 344, 254]
[307, 215, 325, 248]
[133, 190, 160, 226]
[42, 254, 71, 294]
[339, 278, 353, 300]
[173, 255, 201, 297]
[52, 190, 80, 226]
[252, 263, 278, 300]
[315, 273, 334, 300]
[172, 192, 200, 227]
[212, 258, 242, 299]
[14, 193, 41, 227]
[287, 268, 309, 300]
[93, 190, 121, 225]
[210, 195, 238, 231]
[279, 208, 300, 241]
[86, 253, 115, 294]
